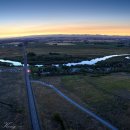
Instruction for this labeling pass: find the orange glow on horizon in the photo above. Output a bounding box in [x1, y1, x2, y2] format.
[0, 24, 130, 38]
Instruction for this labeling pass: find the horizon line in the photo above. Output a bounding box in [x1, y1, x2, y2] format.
[0, 33, 130, 39]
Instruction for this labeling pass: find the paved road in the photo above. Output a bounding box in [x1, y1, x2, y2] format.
[32, 80, 118, 130]
[23, 44, 41, 130]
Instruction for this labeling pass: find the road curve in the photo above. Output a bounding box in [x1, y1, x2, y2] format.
[32, 80, 118, 130]
[23, 44, 41, 130]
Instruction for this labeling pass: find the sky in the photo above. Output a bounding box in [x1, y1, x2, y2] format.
[0, 0, 130, 38]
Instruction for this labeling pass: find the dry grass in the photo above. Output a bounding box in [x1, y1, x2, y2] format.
[37, 73, 130, 130]
[0, 72, 30, 130]
[32, 81, 108, 130]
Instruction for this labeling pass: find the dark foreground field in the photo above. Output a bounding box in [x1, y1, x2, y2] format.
[0, 72, 30, 130]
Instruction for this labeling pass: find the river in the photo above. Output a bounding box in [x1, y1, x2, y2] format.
[0, 54, 130, 67]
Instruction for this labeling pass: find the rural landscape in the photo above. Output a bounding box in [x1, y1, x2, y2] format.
[0, 35, 130, 130]
[0, 0, 130, 130]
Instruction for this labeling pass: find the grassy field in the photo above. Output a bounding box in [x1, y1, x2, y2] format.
[0, 45, 22, 58]
[0, 42, 130, 60]
[0, 72, 30, 130]
[38, 73, 130, 130]
[32, 82, 108, 130]
[27, 42, 130, 57]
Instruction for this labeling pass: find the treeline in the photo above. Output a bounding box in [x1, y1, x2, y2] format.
[27, 52, 84, 65]
[30, 59, 130, 77]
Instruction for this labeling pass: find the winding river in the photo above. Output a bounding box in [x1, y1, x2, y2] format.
[0, 54, 130, 67]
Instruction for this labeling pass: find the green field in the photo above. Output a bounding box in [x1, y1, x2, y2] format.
[39, 73, 130, 129]
[27, 42, 130, 57]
